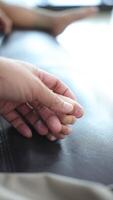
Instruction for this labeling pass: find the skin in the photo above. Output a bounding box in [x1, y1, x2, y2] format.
[0, 58, 84, 141]
[0, 2, 89, 140]
[0, 1, 98, 35]
[0, 7, 12, 34]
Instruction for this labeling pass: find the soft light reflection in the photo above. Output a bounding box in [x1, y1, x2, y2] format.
[3, 0, 39, 6]
[58, 12, 113, 103]
[49, 0, 101, 6]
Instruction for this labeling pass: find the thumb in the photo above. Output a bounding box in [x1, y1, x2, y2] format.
[33, 79, 74, 114]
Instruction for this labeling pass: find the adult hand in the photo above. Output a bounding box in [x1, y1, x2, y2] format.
[0, 58, 84, 140]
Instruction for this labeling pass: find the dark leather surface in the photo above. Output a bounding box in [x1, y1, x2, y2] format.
[0, 30, 113, 185]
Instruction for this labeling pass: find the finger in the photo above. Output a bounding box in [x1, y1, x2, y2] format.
[61, 125, 71, 135]
[47, 133, 65, 141]
[31, 101, 73, 139]
[32, 79, 74, 114]
[17, 103, 48, 136]
[47, 125, 71, 141]
[0, 101, 19, 115]
[33, 70, 84, 114]
[58, 94, 84, 118]
[3, 110, 32, 138]
[34, 120, 48, 136]
[47, 132, 66, 141]
[31, 102, 62, 136]
[46, 128, 69, 141]
[34, 69, 76, 100]
[46, 125, 71, 141]
[58, 114, 76, 125]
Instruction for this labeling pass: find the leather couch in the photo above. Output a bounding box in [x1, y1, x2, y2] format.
[0, 23, 113, 185]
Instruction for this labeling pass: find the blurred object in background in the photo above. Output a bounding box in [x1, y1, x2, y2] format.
[2, 0, 41, 7]
[0, 32, 4, 46]
[46, 0, 101, 6]
[3, 0, 113, 8]
[44, 0, 113, 6]
[103, 0, 113, 5]
[38, 0, 113, 11]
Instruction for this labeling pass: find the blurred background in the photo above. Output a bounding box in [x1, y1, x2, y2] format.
[3, 0, 113, 7]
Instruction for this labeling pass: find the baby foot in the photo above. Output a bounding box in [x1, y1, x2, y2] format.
[52, 7, 98, 36]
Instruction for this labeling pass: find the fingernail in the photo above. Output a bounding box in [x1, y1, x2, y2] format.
[24, 129, 32, 138]
[71, 117, 76, 124]
[75, 106, 84, 118]
[63, 116, 76, 125]
[63, 102, 73, 113]
[19, 125, 32, 138]
[26, 129, 32, 138]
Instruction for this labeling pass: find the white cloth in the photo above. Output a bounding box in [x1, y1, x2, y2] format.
[0, 173, 113, 200]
